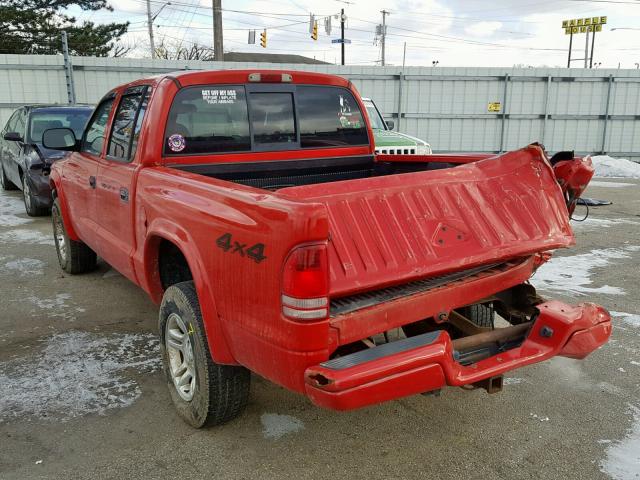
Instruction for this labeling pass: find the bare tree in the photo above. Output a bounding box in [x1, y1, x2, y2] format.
[111, 41, 134, 57]
[154, 37, 215, 61]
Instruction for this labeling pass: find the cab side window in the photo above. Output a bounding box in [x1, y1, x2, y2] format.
[107, 86, 150, 162]
[82, 97, 115, 156]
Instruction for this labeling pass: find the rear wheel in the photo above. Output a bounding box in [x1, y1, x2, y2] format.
[52, 198, 97, 273]
[0, 163, 17, 190]
[159, 281, 250, 428]
[22, 175, 48, 216]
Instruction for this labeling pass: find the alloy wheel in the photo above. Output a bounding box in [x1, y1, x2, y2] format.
[165, 312, 197, 402]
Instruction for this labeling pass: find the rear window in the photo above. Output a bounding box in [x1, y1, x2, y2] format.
[297, 86, 368, 148]
[250, 92, 296, 146]
[164, 86, 250, 155]
[164, 84, 368, 155]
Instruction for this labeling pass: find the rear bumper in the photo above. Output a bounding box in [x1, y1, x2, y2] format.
[304, 300, 611, 410]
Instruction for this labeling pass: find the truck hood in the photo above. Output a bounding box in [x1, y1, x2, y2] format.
[280, 146, 574, 297]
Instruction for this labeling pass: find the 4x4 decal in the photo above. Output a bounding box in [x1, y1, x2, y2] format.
[216, 233, 267, 264]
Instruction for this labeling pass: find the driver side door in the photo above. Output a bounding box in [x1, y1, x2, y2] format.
[62, 94, 115, 250]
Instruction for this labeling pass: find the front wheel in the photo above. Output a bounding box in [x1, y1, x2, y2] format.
[22, 175, 48, 216]
[0, 163, 17, 190]
[52, 198, 97, 273]
[159, 281, 250, 428]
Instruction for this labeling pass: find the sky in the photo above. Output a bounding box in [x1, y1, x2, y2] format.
[69, 0, 640, 68]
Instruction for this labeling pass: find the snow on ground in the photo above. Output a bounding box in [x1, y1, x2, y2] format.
[531, 246, 638, 296]
[572, 217, 640, 230]
[600, 404, 640, 480]
[592, 156, 640, 179]
[261, 413, 305, 439]
[26, 293, 86, 321]
[0, 331, 160, 422]
[27, 293, 71, 310]
[2, 258, 45, 276]
[610, 311, 640, 329]
[588, 181, 636, 188]
[0, 190, 31, 227]
[0, 228, 54, 245]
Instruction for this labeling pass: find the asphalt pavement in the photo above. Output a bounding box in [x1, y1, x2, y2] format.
[0, 178, 638, 480]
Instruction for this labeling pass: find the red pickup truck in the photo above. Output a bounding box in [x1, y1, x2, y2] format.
[42, 69, 611, 428]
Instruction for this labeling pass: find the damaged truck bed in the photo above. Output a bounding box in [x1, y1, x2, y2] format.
[45, 69, 611, 427]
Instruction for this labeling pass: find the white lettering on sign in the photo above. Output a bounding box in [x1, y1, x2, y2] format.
[202, 89, 237, 104]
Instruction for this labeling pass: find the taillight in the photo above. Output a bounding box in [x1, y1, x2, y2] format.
[282, 244, 329, 321]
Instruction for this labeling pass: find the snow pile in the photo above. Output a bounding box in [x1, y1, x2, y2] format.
[600, 404, 640, 480]
[592, 155, 640, 179]
[531, 247, 638, 296]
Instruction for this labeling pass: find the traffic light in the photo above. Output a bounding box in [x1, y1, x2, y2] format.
[311, 21, 318, 41]
[260, 29, 267, 48]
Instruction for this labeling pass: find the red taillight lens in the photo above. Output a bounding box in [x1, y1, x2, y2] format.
[282, 244, 329, 321]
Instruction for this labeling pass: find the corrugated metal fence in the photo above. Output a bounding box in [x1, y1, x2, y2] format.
[1, 54, 639, 158]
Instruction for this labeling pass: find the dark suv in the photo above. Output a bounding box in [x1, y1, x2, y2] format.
[0, 104, 93, 215]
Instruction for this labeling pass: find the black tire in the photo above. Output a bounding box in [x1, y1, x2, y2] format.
[458, 303, 495, 328]
[52, 198, 97, 274]
[0, 163, 17, 190]
[22, 175, 49, 216]
[159, 281, 250, 428]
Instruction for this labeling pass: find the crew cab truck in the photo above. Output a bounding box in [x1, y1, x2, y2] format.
[43, 69, 611, 428]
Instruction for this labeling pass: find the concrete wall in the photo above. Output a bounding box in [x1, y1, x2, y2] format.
[2, 54, 639, 158]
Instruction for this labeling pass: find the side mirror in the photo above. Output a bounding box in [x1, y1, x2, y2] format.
[42, 128, 78, 151]
[3, 131, 22, 142]
[385, 120, 395, 130]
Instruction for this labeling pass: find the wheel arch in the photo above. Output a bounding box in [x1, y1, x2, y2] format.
[143, 227, 236, 365]
[49, 176, 80, 241]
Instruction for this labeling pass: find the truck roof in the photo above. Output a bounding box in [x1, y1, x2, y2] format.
[123, 69, 352, 91]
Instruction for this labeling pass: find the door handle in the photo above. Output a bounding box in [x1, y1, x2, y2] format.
[120, 187, 129, 202]
[89, 176, 96, 188]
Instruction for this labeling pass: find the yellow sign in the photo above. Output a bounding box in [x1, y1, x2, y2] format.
[488, 102, 501, 113]
[564, 24, 602, 35]
[562, 16, 607, 34]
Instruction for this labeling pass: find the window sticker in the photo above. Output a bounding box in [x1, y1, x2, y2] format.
[337, 94, 361, 129]
[167, 133, 186, 152]
[201, 89, 237, 105]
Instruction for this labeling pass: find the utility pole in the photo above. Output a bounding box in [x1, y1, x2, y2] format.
[402, 41, 406, 69]
[213, 0, 223, 61]
[381, 10, 389, 66]
[340, 8, 345, 65]
[146, 0, 155, 59]
[567, 31, 573, 68]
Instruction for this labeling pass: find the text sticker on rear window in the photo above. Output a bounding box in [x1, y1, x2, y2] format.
[202, 89, 237, 105]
